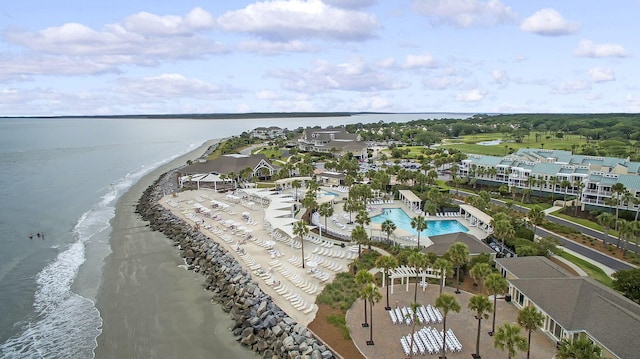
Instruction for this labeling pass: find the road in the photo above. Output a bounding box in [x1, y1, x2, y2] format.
[451, 189, 637, 272]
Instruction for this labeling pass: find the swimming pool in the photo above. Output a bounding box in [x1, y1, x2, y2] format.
[370, 208, 468, 237]
[318, 190, 341, 198]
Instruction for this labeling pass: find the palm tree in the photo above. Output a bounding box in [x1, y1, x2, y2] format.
[447, 242, 469, 294]
[468, 295, 492, 359]
[381, 219, 396, 244]
[362, 283, 382, 345]
[469, 262, 492, 294]
[351, 225, 368, 258]
[561, 179, 572, 206]
[549, 176, 560, 202]
[527, 206, 545, 239]
[611, 182, 627, 230]
[596, 212, 615, 248]
[406, 301, 422, 359]
[410, 215, 427, 248]
[317, 202, 334, 237]
[517, 306, 545, 359]
[408, 252, 428, 302]
[493, 323, 527, 359]
[486, 273, 508, 336]
[493, 219, 514, 256]
[433, 257, 452, 295]
[435, 293, 461, 358]
[375, 255, 398, 310]
[618, 219, 631, 256]
[355, 270, 374, 328]
[556, 337, 603, 359]
[292, 220, 309, 269]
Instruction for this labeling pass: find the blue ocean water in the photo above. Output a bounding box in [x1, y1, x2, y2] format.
[0, 113, 465, 357]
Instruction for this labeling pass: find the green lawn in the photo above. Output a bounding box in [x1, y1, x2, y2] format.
[558, 251, 613, 287]
[441, 132, 588, 156]
[252, 146, 282, 159]
[550, 210, 619, 237]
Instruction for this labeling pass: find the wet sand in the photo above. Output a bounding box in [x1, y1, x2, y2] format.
[95, 140, 258, 359]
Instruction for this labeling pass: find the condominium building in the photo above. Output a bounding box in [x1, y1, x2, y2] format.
[459, 148, 640, 211]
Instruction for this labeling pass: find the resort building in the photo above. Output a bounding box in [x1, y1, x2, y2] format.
[495, 256, 640, 359]
[178, 154, 276, 190]
[297, 127, 368, 159]
[250, 126, 285, 140]
[459, 148, 640, 212]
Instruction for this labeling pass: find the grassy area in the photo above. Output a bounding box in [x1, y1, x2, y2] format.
[558, 251, 613, 287]
[326, 314, 350, 339]
[252, 146, 282, 159]
[441, 132, 588, 156]
[550, 210, 619, 237]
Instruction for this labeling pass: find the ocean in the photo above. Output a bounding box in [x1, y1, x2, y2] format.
[0, 113, 467, 358]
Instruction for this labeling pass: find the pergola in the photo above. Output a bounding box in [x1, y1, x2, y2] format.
[385, 265, 444, 294]
[398, 190, 422, 212]
[459, 204, 494, 233]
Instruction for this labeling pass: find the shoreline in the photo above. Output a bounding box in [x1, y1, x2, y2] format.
[95, 139, 336, 359]
[95, 139, 258, 358]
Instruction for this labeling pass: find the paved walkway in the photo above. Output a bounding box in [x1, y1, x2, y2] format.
[347, 284, 558, 359]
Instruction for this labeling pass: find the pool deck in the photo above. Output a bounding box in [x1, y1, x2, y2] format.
[292, 186, 489, 248]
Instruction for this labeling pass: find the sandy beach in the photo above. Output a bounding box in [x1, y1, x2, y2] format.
[95, 140, 258, 359]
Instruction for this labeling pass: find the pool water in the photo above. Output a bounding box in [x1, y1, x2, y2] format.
[370, 208, 468, 237]
[318, 190, 341, 197]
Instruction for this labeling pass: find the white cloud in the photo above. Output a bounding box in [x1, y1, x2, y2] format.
[574, 40, 628, 58]
[403, 53, 437, 69]
[350, 94, 392, 111]
[255, 90, 281, 100]
[377, 57, 396, 68]
[238, 40, 314, 54]
[423, 76, 464, 90]
[553, 79, 591, 94]
[268, 57, 408, 92]
[456, 88, 486, 102]
[520, 8, 579, 36]
[2, 8, 226, 75]
[321, 0, 378, 9]
[412, 0, 516, 27]
[116, 74, 235, 100]
[216, 0, 380, 41]
[491, 69, 509, 85]
[588, 67, 615, 83]
[0, 54, 122, 81]
[121, 7, 215, 36]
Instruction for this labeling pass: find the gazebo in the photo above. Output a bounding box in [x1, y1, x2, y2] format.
[459, 204, 494, 233]
[398, 190, 422, 212]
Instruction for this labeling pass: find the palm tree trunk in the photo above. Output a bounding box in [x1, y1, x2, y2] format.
[456, 267, 461, 294]
[475, 318, 481, 357]
[414, 276, 419, 303]
[527, 329, 532, 359]
[385, 272, 390, 309]
[491, 297, 497, 335]
[363, 299, 368, 326]
[442, 317, 447, 357]
[369, 302, 374, 343]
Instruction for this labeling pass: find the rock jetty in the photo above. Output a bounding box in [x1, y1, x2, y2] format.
[135, 169, 336, 359]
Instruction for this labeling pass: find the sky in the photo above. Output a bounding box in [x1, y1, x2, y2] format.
[0, 0, 638, 116]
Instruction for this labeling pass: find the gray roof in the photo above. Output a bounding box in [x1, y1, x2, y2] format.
[511, 277, 640, 359]
[495, 256, 575, 279]
[427, 232, 494, 256]
[180, 154, 272, 175]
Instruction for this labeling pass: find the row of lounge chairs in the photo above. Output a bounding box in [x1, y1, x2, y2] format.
[368, 199, 394, 205]
[435, 212, 460, 217]
[304, 234, 334, 248]
[274, 262, 319, 295]
[272, 280, 316, 314]
[334, 186, 350, 193]
[311, 246, 357, 260]
[307, 254, 344, 272]
[273, 230, 302, 249]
